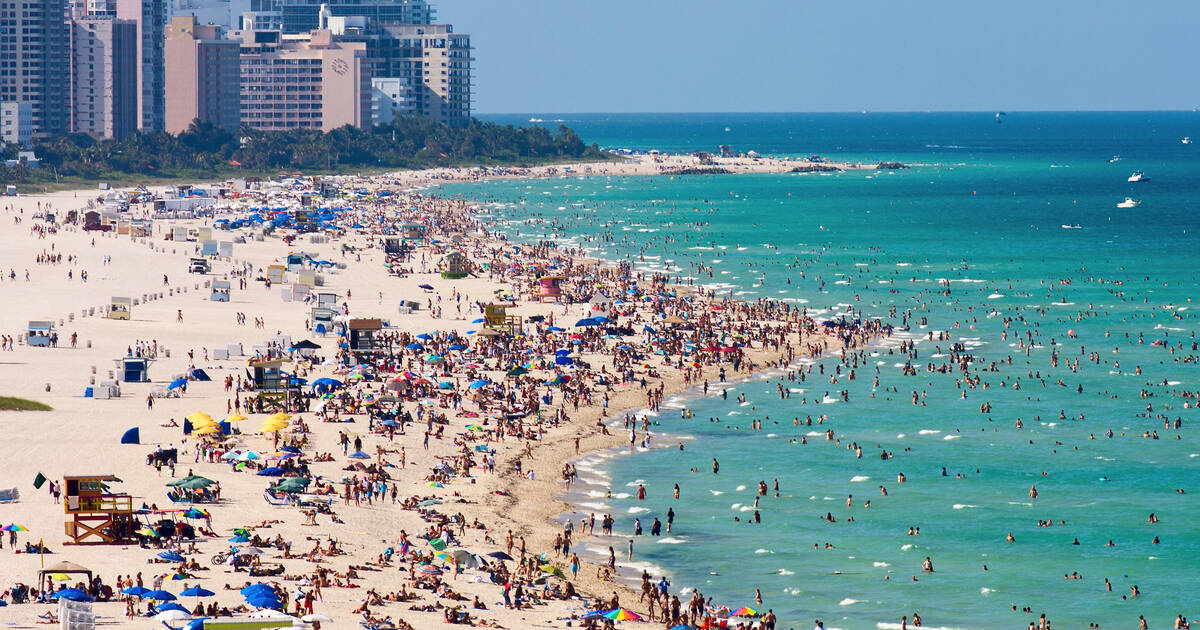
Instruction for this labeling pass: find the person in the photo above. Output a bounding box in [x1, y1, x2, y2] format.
[922, 557, 933, 572]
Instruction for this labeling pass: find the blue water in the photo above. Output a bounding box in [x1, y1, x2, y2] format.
[454, 113, 1200, 630]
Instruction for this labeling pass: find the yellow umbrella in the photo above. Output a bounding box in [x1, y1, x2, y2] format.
[186, 412, 215, 425]
[193, 425, 221, 435]
[225, 413, 249, 423]
[267, 412, 292, 422]
[260, 419, 289, 433]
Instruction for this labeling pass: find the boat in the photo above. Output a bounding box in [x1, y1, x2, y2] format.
[1127, 172, 1149, 183]
[1184, 137, 1193, 145]
[1108, 155, 1121, 163]
[1061, 224, 1082, 229]
[1117, 198, 1140, 208]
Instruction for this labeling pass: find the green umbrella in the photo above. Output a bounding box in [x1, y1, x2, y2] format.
[169, 476, 215, 490]
[506, 367, 529, 377]
[272, 477, 311, 493]
[426, 537, 447, 551]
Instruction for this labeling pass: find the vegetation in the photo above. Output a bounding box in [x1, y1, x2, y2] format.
[0, 396, 53, 411]
[2, 117, 609, 188]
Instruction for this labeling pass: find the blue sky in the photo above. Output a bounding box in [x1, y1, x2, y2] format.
[438, 0, 1200, 113]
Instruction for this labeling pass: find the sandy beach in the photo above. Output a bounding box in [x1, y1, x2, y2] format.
[0, 154, 886, 630]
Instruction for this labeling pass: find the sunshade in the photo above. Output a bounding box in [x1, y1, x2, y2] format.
[180, 587, 215, 597]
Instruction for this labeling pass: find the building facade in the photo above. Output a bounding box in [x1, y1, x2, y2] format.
[70, 18, 139, 139]
[116, 0, 167, 131]
[0, 0, 70, 136]
[370, 76, 411, 125]
[165, 16, 242, 133]
[235, 28, 371, 132]
[0, 101, 34, 147]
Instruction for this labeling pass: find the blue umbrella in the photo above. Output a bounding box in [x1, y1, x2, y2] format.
[157, 551, 185, 562]
[180, 587, 215, 597]
[256, 467, 285, 476]
[311, 377, 342, 388]
[347, 451, 370, 459]
[167, 378, 187, 390]
[405, 343, 424, 350]
[155, 602, 189, 613]
[574, 318, 599, 327]
[546, 326, 564, 332]
[228, 535, 250, 543]
[122, 586, 150, 597]
[469, 379, 489, 389]
[185, 618, 211, 630]
[239, 584, 274, 596]
[416, 333, 433, 340]
[246, 595, 281, 609]
[447, 344, 467, 351]
[143, 590, 176, 601]
[50, 589, 94, 602]
[471, 318, 485, 323]
[593, 316, 611, 323]
[381, 419, 400, 427]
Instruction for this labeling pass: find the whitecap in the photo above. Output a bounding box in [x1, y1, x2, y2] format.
[918, 429, 941, 435]
[775, 568, 795, 575]
[873, 562, 890, 567]
[943, 435, 961, 440]
[627, 507, 649, 514]
[981, 587, 994, 594]
[657, 537, 687, 544]
[736, 485, 747, 491]
[952, 504, 978, 509]
[754, 548, 774, 554]
[709, 490, 725, 496]
[850, 475, 870, 482]
[901, 544, 913, 550]
[839, 598, 859, 606]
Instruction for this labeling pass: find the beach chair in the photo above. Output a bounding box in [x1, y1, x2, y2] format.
[262, 492, 290, 506]
[0, 487, 19, 503]
[360, 623, 397, 630]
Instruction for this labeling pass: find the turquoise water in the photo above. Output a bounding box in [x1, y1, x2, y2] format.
[451, 113, 1200, 630]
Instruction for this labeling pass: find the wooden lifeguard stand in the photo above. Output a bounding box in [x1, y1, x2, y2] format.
[537, 276, 565, 303]
[484, 303, 521, 335]
[108, 297, 131, 320]
[249, 358, 292, 408]
[266, 264, 287, 284]
[63, 474, 134, 545]
[439, 250, 468, 279]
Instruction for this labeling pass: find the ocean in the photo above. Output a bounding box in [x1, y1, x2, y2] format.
[444, 112, 1200, 630]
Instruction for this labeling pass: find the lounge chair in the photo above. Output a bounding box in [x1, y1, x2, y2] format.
[0, 487, 19, 503]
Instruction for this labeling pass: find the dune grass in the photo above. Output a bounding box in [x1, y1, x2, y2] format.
[0, 396, 52, 411]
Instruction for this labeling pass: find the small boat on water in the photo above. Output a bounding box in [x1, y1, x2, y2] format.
[1061, 224, 1082, 229]
[1108, 155, 1121, 163]
[1184, 137, 1193, 145]
[1117, 197, 1140, 209]
[1128, 172, 1149, 183]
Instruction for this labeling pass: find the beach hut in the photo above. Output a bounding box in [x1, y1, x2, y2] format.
[537, 276, 565, 302]
[296, 270, 316, 288]
[27, 321, 54, 347]
[438, 250, 468, 279]
[484, 303, 521, 335]
[266, 265, 286, 284]
[63, 475, 134, 545]
[108, 297, 132, 320]
[117, 357, 152, 383]
[316, 292, 338, 308]
[347, 318, 384, 356]
[384, 236, 403, 255]
[211, 280, 231, 302]
[285, 253, 305, 272]
[200, 240, 218, 256]
[249, 358, 291, 392]
[400, 222, 427, 243]
[310, 306, 336, 331]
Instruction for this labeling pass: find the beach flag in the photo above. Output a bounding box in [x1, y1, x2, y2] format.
[33, 473, 47, 489]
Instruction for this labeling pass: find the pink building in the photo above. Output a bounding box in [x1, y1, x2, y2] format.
[234, 28, 371, 132]
[164, 16, 241, 134]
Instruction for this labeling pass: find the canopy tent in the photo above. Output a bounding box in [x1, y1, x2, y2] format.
[38, 561, 93, 594]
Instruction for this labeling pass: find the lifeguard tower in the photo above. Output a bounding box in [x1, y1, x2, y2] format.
[310, 306, 336, 333]
[347, 318, 384, 357]
[27, 321, 54, 347]
[400, 222, 427, 243]
[439, 250, 468, 279]
[63, 474, 134, 545]
[484, 303, 521, 335]
[285, 253, 306, 272]
[108, 297, 131, 320]
[537, 276, 565, 303]
[250, 358, 292, 407]
[211, 280, 231, 302]
[384, 237, 403, 255]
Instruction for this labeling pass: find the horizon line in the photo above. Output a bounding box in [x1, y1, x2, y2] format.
[476, 109, 1200, 116]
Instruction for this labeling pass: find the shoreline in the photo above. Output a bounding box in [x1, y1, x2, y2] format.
[0, 154, 893, 629]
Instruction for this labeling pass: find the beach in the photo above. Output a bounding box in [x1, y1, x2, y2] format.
[0, 152, 867, 629]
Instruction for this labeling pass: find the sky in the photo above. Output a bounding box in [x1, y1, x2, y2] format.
[437, 0, 1200, 114]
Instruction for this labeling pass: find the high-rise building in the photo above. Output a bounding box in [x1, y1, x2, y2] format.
[241, 0, 429, 32]
[70, 17, 139, 139]
[165, 16, 241, 133]
[234, 28, 371, 132]
[0, 0, 71, 136]
[370, 76, 411, 125]
[117, 0, 168, 131]
[0, 102, 34, 147]
[333, 22, 470, 125]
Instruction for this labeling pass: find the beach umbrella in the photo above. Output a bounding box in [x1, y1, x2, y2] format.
[447, 344, 467, 351]
[302, 614, 335, 623]
[237, 450, 260, 461]
[167, 378, 188, 390]
[3, 524, 28, 532]
[183, 618, 211, 630]
[155, 602, 190, 613]
[426, 537, 448, 551]
[267, 412, 292, 422]
[228, 535, 250, 543]
[381, 419, 400, 428]
[426, 481, 443, 488]
[272, 477, 311, 493]
[465, 424, 484, 431]
[122, 586, 150, 597]
[416, 564, 443, 575]
[192, 425, 220, 436]
[154, 610, 192, 621]
[416, 499, 442, 507]
[135, 527, 160, 537]
[237, 547, 264, 556]
[416, 333, 433, 340]
[143, 590, 176, 601]
[225, 413, 249, 422]
[603, 608, 643, 621]
[405, 343, 424, 350]
[506, 367, 528, 377]
[50, 589, 94, 602]
[246, 595, 282, 609]
[539, 563, 566, 578]
[469, 379, 489, 389]
[181, 508, 208, 519]
[186, 412, 215, 425]
[180, 586, 215, 597]
[157, 551, 185, 562]
[575, 318, 600, 327]
[545, 326, 565, 332]
[670, 625, 697, 630]
[731, 607, 759, 617]
[581, 609, 612, 620]
[256, 467, 286, 476]
[261, 418, 289, 432]
[347, 450, 370, 459]
[239, 584, 275, 596]
[172, 476, 214, 490]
